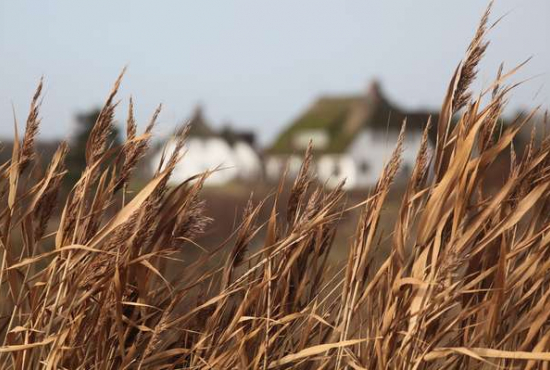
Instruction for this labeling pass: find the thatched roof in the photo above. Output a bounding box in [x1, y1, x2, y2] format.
[182, 106, 256, 148]
[186, 106, 217, 138]
[268, 81, 437, 155]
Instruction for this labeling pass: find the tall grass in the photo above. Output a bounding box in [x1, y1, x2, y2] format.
[1, 4, 549, 369]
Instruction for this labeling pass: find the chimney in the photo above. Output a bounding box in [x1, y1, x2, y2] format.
[366, 80, 382, 102]
[192, 104, 204, 121]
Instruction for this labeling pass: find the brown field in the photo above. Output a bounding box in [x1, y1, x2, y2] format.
[1, 4, 549, 369]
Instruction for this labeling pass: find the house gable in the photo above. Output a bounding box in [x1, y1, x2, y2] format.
[152, 106, 261, 186]
[268, 81, 436, 157]
[268, 96, 361, 155]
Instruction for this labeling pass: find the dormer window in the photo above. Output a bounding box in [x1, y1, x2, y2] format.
[293, 129, 329, 150]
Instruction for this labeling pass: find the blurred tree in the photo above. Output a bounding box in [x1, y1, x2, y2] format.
[66, 107, 120, 184]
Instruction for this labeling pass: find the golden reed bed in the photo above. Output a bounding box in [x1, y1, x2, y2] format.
[0, 3, 549, 369]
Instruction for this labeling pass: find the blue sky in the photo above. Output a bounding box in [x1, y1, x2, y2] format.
[0, 0, 548, 145]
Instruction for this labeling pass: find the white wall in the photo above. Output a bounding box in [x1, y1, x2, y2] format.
[232, 141, 263, 180]
[266, 128, 430, 189]
[265, 156, 283, 181]
[266, 153, 355, 189]
[347, 128, 428, 187]
[317, 154, 356, 189]
[151, 137, 261, 186]
[265, 155, 303, 182]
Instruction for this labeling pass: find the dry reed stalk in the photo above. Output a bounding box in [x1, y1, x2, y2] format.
[0, 3, 549, 369]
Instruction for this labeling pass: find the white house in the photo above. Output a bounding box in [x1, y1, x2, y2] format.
[265, 81, 436, 189]
[152, 107, 262, 186]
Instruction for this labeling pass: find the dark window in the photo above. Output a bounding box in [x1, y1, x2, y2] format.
[401, 163, 412, 177]
[359, 161, 370, 174]
[332, 162, 340, 177]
